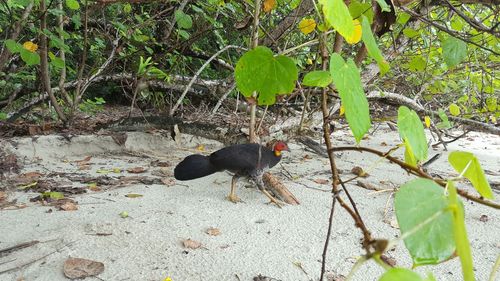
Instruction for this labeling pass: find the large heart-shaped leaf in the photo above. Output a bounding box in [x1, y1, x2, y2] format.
[395, 178, 456, 266]
[330, 53, 371, 143]
[235, 46, 298, 105]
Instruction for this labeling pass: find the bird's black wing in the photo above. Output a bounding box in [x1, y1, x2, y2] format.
[209, 143, 273, 172]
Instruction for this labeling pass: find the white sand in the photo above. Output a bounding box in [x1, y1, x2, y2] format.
[0, 126, 498, 281]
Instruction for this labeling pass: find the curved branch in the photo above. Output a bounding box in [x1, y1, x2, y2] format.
[329, 146, 500, 209]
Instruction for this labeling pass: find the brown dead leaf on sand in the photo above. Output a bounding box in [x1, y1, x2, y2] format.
[127, 167, 147, 174]
[313, 179, 329, 185]
[182, 239, 202, 249]
[63, 257, 104, 279]
[205, 227, 221, 236]
[59, 201, 78, 211]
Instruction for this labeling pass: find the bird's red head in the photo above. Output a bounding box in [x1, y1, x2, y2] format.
[273, 141, 290, 156]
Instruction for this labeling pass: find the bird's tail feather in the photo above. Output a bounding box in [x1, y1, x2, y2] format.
[174, 154, 218, 180]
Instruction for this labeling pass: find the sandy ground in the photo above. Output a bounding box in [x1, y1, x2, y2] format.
[0, 125, 499, 281]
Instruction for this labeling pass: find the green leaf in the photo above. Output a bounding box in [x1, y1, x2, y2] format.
[5, 39, 22, 53]
[348, 1, 373, 23]
[395, 178, 456, 266]
[397, 12, 411, 24]
[486, 97, 497, 112]
[320, 0, 354, 39]
[71, 14, 82, 29]
[448, 151, 493, 199]
[42, 191, 64, 200]
[50, 56, 65, 69]
[408, 56, 426, 72]
[235, 46, 298, 105]
[177, 29, 190, 39]
[450, 17, 464, 31]
[0, 112, 8, 120]
[403, 28, 419, 38]
[123, 3, 132, 13]
[302, 71, 332, 88]
[175, 10, 193, 29]
[397, 106, 428, 163]
[20, 49, 40, 66]
[447, 181, 475, 281]
[65, 0, 80, 10]
[442, 37, 467, 68]
[379, 268, 423, 281]
[403, 138, 417, 167]
[330, 53, 371, 143]
[449, 103, 460, 116]
[436, 109, 452, 129]
[361, 16, 389, 75]
[375, 0, 391, 12]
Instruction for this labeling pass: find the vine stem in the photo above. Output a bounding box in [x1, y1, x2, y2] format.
[330, 146, 500, 209]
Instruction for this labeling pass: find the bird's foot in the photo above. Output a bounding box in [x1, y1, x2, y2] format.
[227, 194, 242, 203]
[265, 197, 284, 209]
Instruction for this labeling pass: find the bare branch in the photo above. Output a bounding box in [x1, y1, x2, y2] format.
[169, 45, 245, 116]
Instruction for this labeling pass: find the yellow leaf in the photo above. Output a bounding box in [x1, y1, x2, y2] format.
[306, 58, 313, 65]
[163, 278, 172, 281]
[197, 144, 205, 151]
[345, 19, 362, 44]
[298, 18, 316, 35]
[23, 41, 38, 53]
[262, 0, 276, 12]
[125, 193, 143, 198]
[424, 116, 431, 128]
[449, 103, 461, 116]
[339, 105, 345, 116]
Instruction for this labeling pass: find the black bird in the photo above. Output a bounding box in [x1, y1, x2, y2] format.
[174, 141, 289, 206]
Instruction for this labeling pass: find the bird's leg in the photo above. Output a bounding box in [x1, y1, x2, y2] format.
[254, 176, 283, 208]
[227, 174, 242, 203]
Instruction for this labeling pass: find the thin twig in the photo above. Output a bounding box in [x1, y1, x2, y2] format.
[169, 45, 245, 116]
[0, 240, 39, 256]
[211, 81, 236, 115]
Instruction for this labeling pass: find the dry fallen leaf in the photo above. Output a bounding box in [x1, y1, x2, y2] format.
[351, 166, 369, 177]
[0, 191, 6, 201]
[205, 227, 221, 236]
[63, 257, 104, 279]
[313, 179, 329, 185]
[127, 167, 146, 174]
[22, 171, 44, 178]
[161, 178, 176, 186]
[74, 156, 91, 163]
[60, 202, 78, 211]
[479, 215, 489, 222]
[182, 239, 202, 249]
